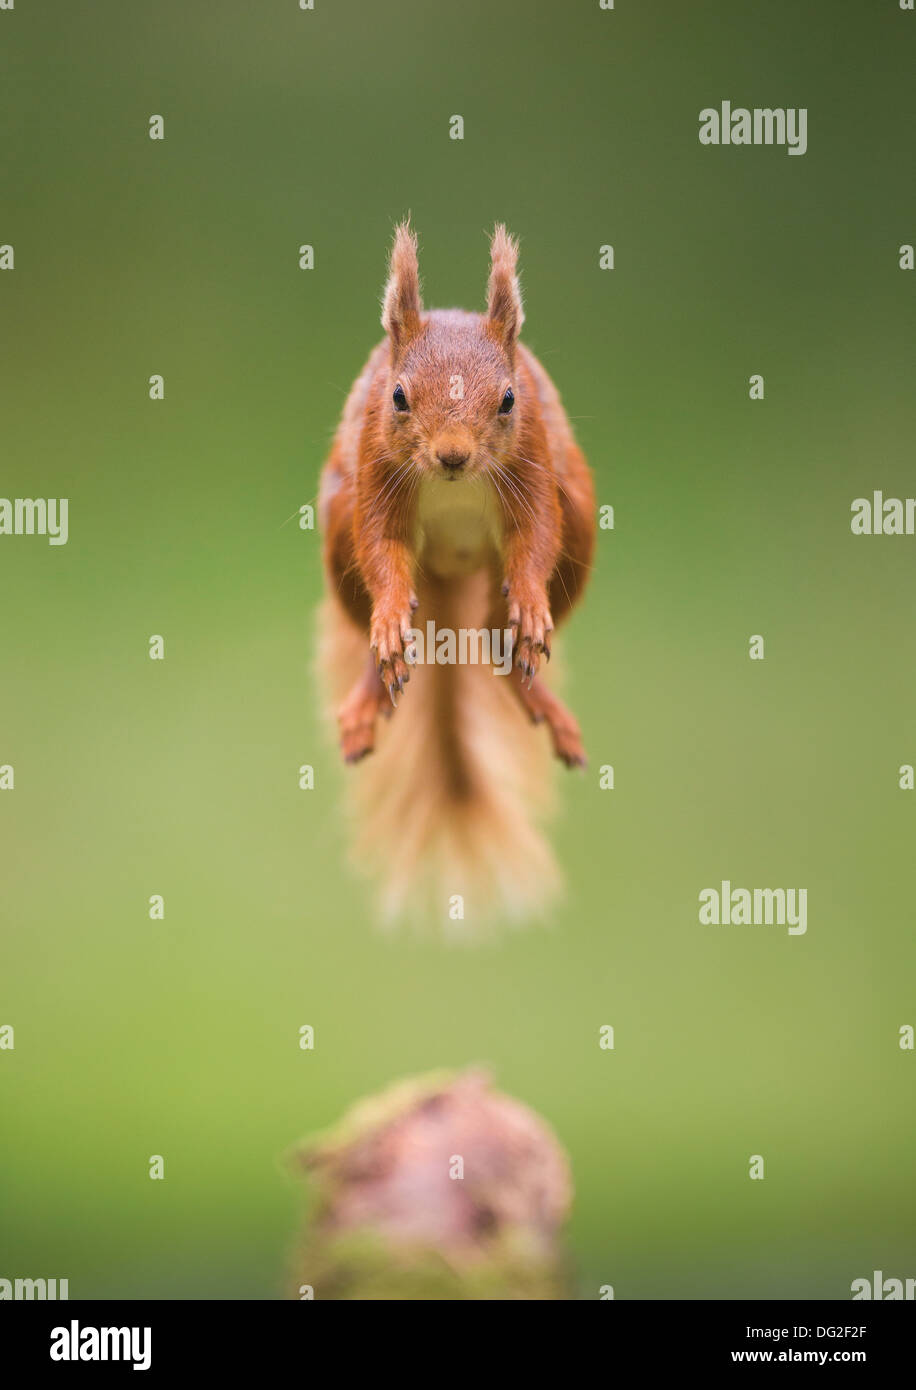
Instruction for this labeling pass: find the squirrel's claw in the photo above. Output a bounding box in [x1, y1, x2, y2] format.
[504, 585, 553, 683]
[369, 601, 415, 706]
[513, 634, 550, 686]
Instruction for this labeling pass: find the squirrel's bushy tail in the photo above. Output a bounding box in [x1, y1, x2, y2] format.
[318, 577, 560, 932]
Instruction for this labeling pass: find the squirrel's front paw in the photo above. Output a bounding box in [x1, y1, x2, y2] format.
[504, 583, 553, 684]
[369, 597, 418, 705]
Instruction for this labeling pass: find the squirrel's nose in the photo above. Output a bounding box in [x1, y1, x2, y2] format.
[436, 449, 470, 472]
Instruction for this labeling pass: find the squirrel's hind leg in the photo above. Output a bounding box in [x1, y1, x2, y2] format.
[338, 652, 391, 763]
[508, 666, 586, 769]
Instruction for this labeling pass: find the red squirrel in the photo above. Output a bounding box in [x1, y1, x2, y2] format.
[318, 223, 596, 923]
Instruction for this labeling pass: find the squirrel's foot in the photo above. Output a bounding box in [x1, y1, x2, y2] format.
[549, 712, 587, 769]
[504, 585, 553, 685]
[338, 658, 391, 763]
[509, 666, 587, 769]
[369, 597, 417, 705]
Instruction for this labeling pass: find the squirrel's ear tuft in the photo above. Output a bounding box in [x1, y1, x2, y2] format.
[486, 224, 524, 355]
[382, 220, 423, 349]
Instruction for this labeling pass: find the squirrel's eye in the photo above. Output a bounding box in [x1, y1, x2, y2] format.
[498, 387, 515, 415]
[393, 384, 409, 412]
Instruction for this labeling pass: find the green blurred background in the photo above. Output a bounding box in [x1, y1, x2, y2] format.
[1, 0, 914, 1299]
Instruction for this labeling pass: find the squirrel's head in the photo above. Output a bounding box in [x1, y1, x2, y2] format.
[380, 221, 524, 481]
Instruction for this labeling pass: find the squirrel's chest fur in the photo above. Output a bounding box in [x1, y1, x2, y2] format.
[413, 476, 502, 580]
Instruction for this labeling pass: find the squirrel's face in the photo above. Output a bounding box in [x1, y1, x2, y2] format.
[386, 318, 517, 482]
[379, 222, 525, 482]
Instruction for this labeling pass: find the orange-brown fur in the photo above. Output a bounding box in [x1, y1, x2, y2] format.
[317, 223, 596, 924]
